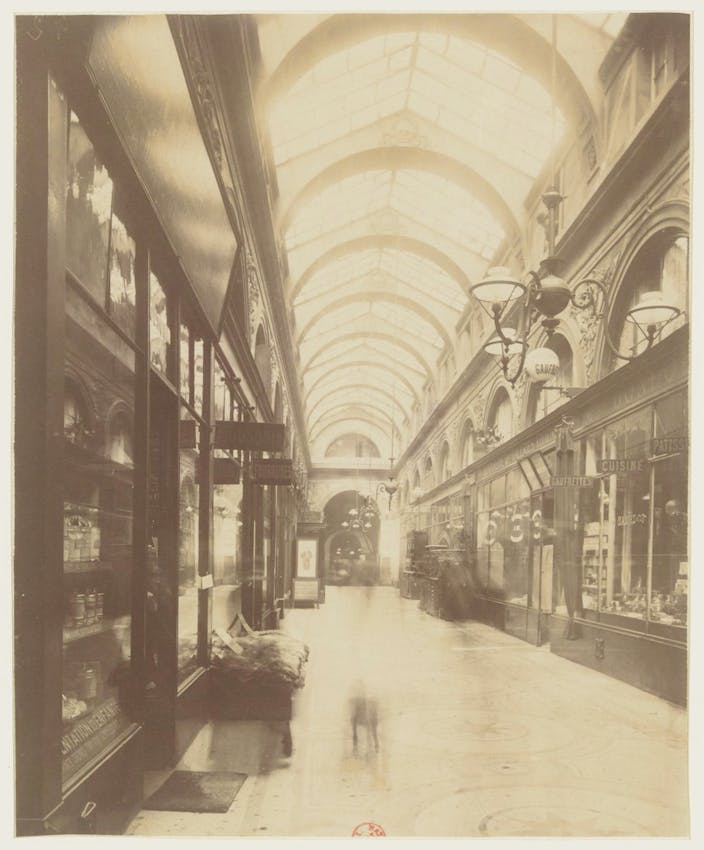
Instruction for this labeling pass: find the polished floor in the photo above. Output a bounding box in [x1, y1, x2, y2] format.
[127, 586, 689, 838]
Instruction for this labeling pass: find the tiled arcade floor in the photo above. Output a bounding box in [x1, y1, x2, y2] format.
[126, 585, 688, 838]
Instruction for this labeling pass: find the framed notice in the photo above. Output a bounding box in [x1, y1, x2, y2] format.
[296, 537, 318, 579]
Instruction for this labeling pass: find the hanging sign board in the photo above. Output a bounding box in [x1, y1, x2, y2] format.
[213, 457, 241, 485]
[214, 421, 285, 452]
[251, 458, 293, 486]
[551, 476, 595, 488]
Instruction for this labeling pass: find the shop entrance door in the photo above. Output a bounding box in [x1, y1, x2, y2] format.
[145, 377, 178, 768]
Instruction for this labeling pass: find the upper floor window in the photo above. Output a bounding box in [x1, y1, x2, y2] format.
[614, 232, 688, 362]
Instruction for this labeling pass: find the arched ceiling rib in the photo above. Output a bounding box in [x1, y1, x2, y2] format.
[296, 293, 451, 349]
[306, 384, 411, 427]
[252, 13, 627, 460]
[291, 235, 471, 302]
[279, 147, 520, 241]
[302, 331, 433, 378]
[304, 360, 421, 407]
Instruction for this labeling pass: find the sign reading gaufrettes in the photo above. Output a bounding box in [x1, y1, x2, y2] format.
[214, 421, 286, 452]
[551, 476, 595, 488]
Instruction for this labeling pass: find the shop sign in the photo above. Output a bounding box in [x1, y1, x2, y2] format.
[251, 458, 293, 485]
[650, 436, 688, 455]
[213, 457, 241, 485]
[551, 476, 595, 487]
[214, 421, 285, 452]
[598, 459, 645, 475]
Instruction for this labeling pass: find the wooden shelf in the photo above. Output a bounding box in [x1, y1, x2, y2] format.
[63, 616, 130, 644]
[64, 560, 112, 574]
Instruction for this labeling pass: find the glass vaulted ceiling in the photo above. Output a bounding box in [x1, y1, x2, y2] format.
[257, 16, 627, 460]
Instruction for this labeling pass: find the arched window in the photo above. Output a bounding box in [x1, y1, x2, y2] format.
[439, 441, 451, 481]
[325, 433, 381, 458]
[460, 419, 475, 468]
[526, 334, 574, 425]
[613, 231, 688, 363]
[254, 325, 271, 395]
[487, 388, 513, 443]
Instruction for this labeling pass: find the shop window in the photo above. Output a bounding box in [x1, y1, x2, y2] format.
[66, 111, 136, 339]
[561, 393, 687, 634]
[214, 357, 231, 422]
[149, 271, 174, 380]
[177, 316, 205, 415]
[178, 410, 199, 682]
[62, 286, 136, 784]
[614, 233, 688, 362]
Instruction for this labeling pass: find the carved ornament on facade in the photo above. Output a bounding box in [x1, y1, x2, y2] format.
[175, 19, 224, 171]
[568, 247, 622, 383]
[381, 114, 429, 149]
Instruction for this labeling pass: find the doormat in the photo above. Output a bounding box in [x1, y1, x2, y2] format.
[143, 770, 248, 813]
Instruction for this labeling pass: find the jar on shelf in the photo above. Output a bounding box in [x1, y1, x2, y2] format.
[84, 589, 97, 625]
[69, 591, 86, 628]
[95, 591, 105, 622]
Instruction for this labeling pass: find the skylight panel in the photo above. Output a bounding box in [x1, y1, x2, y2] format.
[285, 170, 391, 250]
[370, 302, 442, 347]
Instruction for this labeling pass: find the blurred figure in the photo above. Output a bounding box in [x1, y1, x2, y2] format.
[349, 679, 379, 755]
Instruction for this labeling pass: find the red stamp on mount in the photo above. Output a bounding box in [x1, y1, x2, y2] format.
[352, 822, 386, 836]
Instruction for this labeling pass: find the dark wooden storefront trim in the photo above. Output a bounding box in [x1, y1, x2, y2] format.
[550, 614, 686, 706]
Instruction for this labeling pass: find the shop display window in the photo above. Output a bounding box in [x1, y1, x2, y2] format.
[149, 271, 174, 380]
[194, 337, 205, 416]
[62, 287, 136, 786]
[178, 409, 199, 681]
[558, 392, 688, 635]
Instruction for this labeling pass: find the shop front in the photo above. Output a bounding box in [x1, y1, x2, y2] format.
[548, 332, 687, 706]
[465, 327, 687, 704]
[15, 17, 297, 835]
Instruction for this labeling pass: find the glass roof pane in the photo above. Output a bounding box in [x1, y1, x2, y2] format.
[308, 371, 414, 406]
[306, 338, 427, 377]
[287, 168, 504, 260]
[411, 38, 565, 179]
[308, 385, 409, 418]
[285, 170, 391, 250]
[390, 170, 504, 259]
[269, 33, 418, 165]
[298, 313, 441, 362]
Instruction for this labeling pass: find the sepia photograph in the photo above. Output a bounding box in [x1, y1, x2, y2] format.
[9, 1, 701, 843]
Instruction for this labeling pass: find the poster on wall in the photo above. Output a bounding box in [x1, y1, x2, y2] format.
[296, 538, 318, 578]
